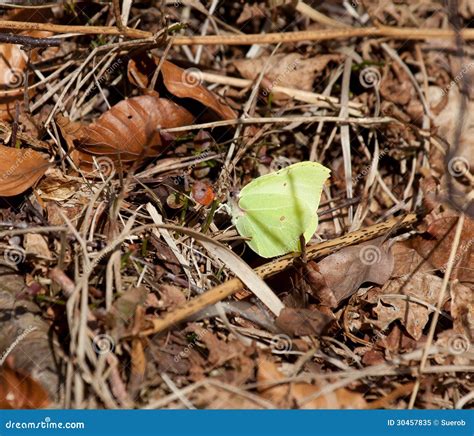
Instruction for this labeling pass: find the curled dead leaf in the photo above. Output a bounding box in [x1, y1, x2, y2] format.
[306, 237, 394, 307]
[0, 31, 57, 121]
[0, 42, 27, 121]
[128, 56, 236, 121]
[159, 59, 236, 120]
[0, 145, 49, 196]
[58, 95, 194, 169]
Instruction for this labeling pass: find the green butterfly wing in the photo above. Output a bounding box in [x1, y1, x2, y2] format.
[232, 162, 330, 258]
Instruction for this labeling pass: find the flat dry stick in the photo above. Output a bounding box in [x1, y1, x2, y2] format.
[1, 21, 474, 43]
[173, 26, 474, 45]
[139, 213, 418, 337]
[0, 20, 150, 38]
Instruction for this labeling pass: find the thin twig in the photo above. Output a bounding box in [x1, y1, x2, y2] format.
[161, 115, 400, 133]
[0, 32, 62, 47]
[2, 21, 474, 43]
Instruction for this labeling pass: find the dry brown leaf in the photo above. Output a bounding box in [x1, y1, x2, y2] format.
[435, 87, 474, 169]
[58, 95, 194, 166]
[256, 357, 292, 408]
[159, 284, 186, 310]
[306, 237, 394, 307]
[128, 56, 236, 121]
[0, 42, 26, 121]
[382, 324, 418, 353]
[391, 242, 432, 278]
[159, 59, 237, 120]
[275, 307, 333, 337]
[37, 169, 81, 201]
[129, 308, 147, 396]
[370, 272, 470, 340]
[0, 366, 50, 409]
[0, 31, 57, 121]
[257, 357, 367, 409]
[24, 234, 51, 259]
[450, 280, 474, 337]
[0, 265, 60, 400]
[112, 286, 149, 326]
[233, 53, 341, 92]
[411, 215, 474, 283]
[379, 62, 415, 106]
[0, 145, 49, 196]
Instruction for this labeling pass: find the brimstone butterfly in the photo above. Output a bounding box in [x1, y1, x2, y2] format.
[231, 161, 330, 258]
